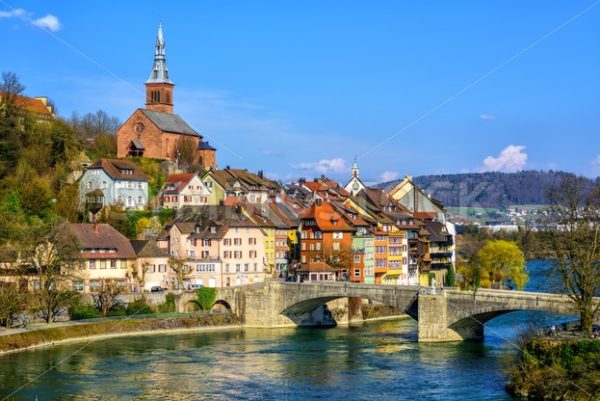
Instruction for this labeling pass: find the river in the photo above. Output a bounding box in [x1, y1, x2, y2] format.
[0, 261, 567, 401]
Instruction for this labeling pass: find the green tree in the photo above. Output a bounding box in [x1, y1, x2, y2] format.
[547, 176, 600, 336]
[474, 240, 527, 290]
[0, 284, 29, 329]
[0, 72, 26, 178]
[444, 264, 456, 287]
[196, 287, 216, 311]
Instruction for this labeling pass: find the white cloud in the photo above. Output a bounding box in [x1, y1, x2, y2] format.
[592, 155, 600, 166]
[0, 8, 61, 31]
[0, 8, 26, 18]
[293, 158, 348, 174]
[481, 145, 528, 173]
[33, 14, 60, 31]
[379, 170, 399, 183]
[480, 114, 496, 121]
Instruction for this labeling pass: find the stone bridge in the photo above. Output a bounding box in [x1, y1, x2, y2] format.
[175, 281, 598, 342]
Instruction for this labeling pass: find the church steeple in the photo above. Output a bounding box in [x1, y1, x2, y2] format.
[145, 23, 174, 113]
[351, 157, 360, 178]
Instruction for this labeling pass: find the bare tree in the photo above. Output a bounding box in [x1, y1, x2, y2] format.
[129, 261, 149, 294]
[168, 257, 191, 290]
[27, 224, 82, 323]
[174, 136, 197, 169]
[69, 110, 120, 140]
[93, 279, 124, 316]
[547, 176, 600, 336]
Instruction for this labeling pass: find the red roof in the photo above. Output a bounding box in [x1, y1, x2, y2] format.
[164, 173, 195, 194]
[68, 224, 136, 259]
[9, 94, 54, 117]
[303, 182, 329, 192]
[414, 212, 438, 220]
[301, 201, 354, 231]
[297, 261, 337, 273]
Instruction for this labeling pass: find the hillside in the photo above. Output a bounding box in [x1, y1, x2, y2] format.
[379, 171, 596, 208]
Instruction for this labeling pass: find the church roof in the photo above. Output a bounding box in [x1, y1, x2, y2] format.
[198, 141, 216, 151]
[140, 109, 198, 136]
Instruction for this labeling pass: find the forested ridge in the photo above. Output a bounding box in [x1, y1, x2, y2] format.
[380, 171, 597, 208]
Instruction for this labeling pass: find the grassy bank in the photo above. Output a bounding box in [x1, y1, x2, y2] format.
[0, 313, 239, 354]
[362, 304, 405, 320]
[507, 338, 600, 400]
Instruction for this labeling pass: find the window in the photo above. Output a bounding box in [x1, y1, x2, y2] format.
[234, 238, 242, 246]
[234, 251, 242, 259]
[224, 251, 231, 258]
[301, 243, 306, 251]
[309, 244, 314, 251]
[159, 264, 166, 272]
[301, 255, 306, 263]
[224, 238, 231, 246]
[254, 263, 258, 272]
[316, 243, 321, 251]
[87, 181, 92, 189]
[333, 232, 343, 239]
[225, 264, 230, 273]
[99, 260, 106, 269]
[138, 183, 143, 189]
[249, 238, 256, 245]
[201, 251, 210, 258]
[333, 242, 340, 251]
[73, 282, 84, 292]
[244, 263, 249, 272]
[102, 181, 107, 189]
[110, 260, 117, 269]
[138, 196, 143, 204]
[236, 264, 241, 272]
[249, 250, 257, 258]
[354, 269, 361, 277]
[354, 255, 361, 264]
[203, 239, 211, 246]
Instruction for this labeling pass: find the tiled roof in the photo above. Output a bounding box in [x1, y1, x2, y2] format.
[68, 224, 136, 259]
[297, 261, 338, 273]
[164, 173, 195, 194]
[140, 109, 198, 136]
[190, 225, 229, 240]
[88, 158, 149, 182]
[4, 94, 54, 116]
[301, 201, 354, 232]
[205, 169, 279, 193]
[130, 240, 169, 258]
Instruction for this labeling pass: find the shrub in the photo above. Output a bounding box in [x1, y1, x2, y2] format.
[126, 298, 156, 316]
[69, 303, 99, 321]
[196, 288, 216, 311]
[158, 293, 176, 313]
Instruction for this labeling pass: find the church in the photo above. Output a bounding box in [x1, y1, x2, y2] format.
[116, 24, 216, 169]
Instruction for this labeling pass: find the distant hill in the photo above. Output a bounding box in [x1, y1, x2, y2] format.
[379, 171, 596, 209]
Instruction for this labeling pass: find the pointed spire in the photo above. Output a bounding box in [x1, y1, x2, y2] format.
[352, 156, 359, 178]
[146, 23, 172, 84]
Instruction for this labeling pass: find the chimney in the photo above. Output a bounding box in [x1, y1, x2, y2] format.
[258, 170, 263, 179]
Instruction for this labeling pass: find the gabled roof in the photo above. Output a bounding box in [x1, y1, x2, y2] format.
[87, 158, 148, 182]
[301, 201, 354, 232]
[424, 221, 452, 242]
[68, 224, 136, 259]
[163, 173, 196, 194]
[190, 225, 229, 240]
[204, 169, 279, 193]
[297, 261, 337, 273]
[130, 240, 169, 258]
[1, 94, 54, 117]
[140, 109, 198, 136]
[169, 205, 267, 235]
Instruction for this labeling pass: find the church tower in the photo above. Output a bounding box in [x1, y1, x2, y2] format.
[145, 23, 174, 113]
[351, 157, 360, 178]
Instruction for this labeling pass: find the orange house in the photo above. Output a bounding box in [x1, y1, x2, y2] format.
[299, 200, 354, 278]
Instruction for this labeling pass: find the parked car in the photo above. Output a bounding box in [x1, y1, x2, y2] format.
[188, 284, 203, 290]
[150, 286, 164, 293]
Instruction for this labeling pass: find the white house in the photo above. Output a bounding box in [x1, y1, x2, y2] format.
[161, 173, 211, 209]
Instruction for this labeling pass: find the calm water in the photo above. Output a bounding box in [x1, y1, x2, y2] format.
[0, 261, 566, 401]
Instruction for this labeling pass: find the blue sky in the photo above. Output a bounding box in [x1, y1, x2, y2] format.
[2, 1, 600, 182]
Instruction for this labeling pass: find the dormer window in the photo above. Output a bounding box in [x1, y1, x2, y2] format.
[210, 226, 217, 234]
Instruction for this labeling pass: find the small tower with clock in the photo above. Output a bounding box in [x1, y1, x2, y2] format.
[344, 157, 366, 196]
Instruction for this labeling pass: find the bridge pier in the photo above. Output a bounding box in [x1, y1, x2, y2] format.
[418, 293, 482, 342]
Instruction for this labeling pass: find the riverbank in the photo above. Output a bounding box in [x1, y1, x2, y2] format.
[0, 312, 410, 355]
[507, 337, 600, 400]
[0, 313, 240, 355]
